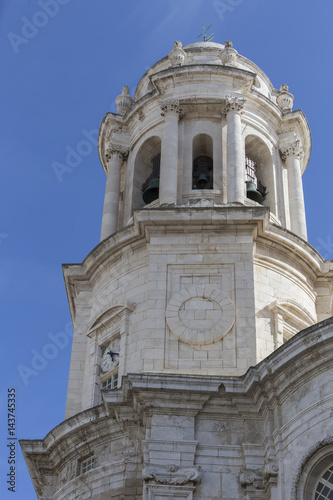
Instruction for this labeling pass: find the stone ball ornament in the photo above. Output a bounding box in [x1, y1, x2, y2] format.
[166, 286, 235, 345]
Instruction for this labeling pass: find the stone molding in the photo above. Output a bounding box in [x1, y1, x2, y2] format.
[160, 99, 183, 117]
[225, 95, 246, 113]
[280, 140, 304, 161]
[290, 436, 333, 500]
[240, 461, 279, 490]
[165, 285, 235, 345]
[143, 465, 200, 485]
[168, 40, 187, 67]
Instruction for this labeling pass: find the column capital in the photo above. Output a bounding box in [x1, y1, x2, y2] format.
[280, 140, 304, 161]
[105, 144, 129, 162]
[160, 99, 183, 117]
[225, 95, 246, 113]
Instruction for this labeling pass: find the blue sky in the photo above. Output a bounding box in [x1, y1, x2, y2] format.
[1, 0, 333, 498]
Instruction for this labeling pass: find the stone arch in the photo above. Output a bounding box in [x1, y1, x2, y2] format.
[291, 437, 333, 500]
[132, 135, 162, 210]
[192, 134, 214, 190]
[245, 134, 276, 214]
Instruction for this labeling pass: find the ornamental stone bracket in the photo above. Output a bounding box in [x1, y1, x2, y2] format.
[240, 461, 279, 492]
[143, 464, 201, 486]
[160, 99, 184, 117]
[225, 95, 246, 113]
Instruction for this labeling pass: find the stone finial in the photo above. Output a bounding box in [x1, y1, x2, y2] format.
[116, 86, 133, 116]
[168, 40, 187, 67]
[276, 83, 294, 112]
[220, 40, 238, 66]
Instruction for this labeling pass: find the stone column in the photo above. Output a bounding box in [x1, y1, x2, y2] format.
[100, 146, 127, 241]
[159, 100, 182, 205]
[280, 141, 307, 240]
[225, 96, 246, 204]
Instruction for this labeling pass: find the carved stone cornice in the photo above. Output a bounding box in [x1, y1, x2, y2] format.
[143, 464, 200, 485]
[160, 99, 183, 117]
[280, 140, 304, 161]
[225, 95, 246, 113]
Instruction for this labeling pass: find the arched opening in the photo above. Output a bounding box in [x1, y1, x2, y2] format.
[245, 135, 275, 212]
[132, 136, 161, 210]
[192, 134, 213, 190]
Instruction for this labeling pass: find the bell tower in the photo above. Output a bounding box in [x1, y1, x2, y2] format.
[21, 40, 333, 500]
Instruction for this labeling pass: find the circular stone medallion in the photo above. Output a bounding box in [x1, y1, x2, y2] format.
[166, 285, 235, 345]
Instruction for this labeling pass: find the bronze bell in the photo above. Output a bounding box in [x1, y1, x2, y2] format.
[246, 181, 265, 204]
[142, 178, 159, 204]
[197, 173, 208, 189]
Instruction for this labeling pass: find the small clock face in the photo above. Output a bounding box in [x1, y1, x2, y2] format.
[101, 339, 120, 373]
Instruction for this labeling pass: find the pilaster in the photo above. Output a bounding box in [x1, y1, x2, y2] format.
[159, 99, 183, 205]
[225, 96, 246, 204]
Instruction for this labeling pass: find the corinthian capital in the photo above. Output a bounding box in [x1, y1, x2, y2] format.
[280, 140, 303, 161]
[160, 99, 183, 117]
[105, 144, 129, 162]
[225, 96, 246, 113]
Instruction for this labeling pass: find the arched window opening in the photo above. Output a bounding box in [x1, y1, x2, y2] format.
[245, 156, 266, 204]
[192, 155, 213, 189]
[245, 135, 275, 211]
[142, 153, 160, 204]
[314, 464, 333, 499]
[132, 136, 161, 210]
[192, 134, 214, 190]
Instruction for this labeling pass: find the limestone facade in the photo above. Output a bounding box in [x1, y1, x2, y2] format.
[21, 40, 333, 500]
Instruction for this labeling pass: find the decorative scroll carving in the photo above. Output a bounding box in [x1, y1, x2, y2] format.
[290, 436, 333, 500]
[160, 99, 183, 117]
[240, 461, 279, 490]
[280, 140, 303, 161]
[143, 465, 200, 485]
[225, 95, 246, 113]
[169, 40, 187, 67]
